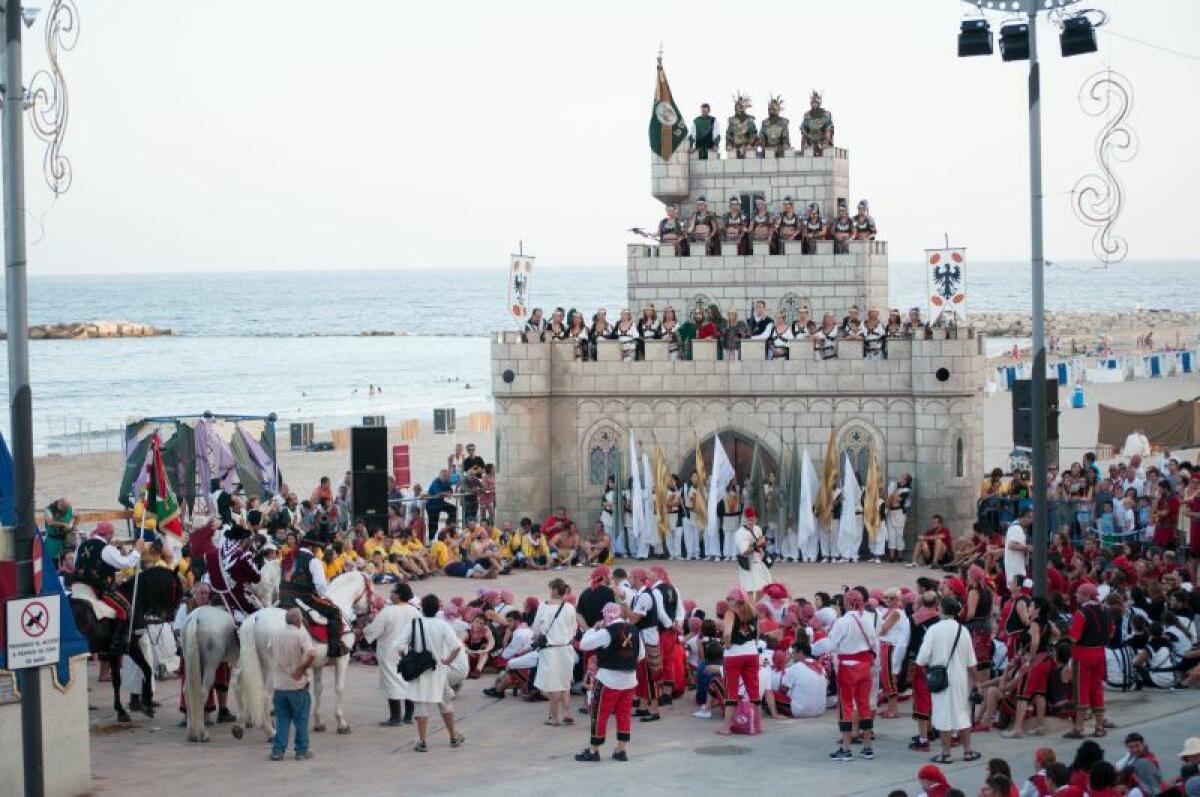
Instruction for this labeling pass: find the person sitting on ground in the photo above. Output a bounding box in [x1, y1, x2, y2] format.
[909, 515, 952, 568]
[579, 521, 613, 566]
[552, 522, 579, 569]
[540, 506, 573, 543]
[765, 634, 828, 719]
[518, 525, 551, 570]
[463, 610, 496, 678]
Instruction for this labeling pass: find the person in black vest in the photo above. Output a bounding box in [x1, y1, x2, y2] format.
[747, 300, 771, 339]
[279, 536, 346, 657]
[576, 602, 641, 762]
[74, 521, 144, 622]
[650, 565, 685, 704]
[688, 103, 721, 160]
[1067, 582, 1113, 738]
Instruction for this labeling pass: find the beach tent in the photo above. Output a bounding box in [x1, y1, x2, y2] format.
[118, 413, 279, 507]
[1097, 399, 1200, 450]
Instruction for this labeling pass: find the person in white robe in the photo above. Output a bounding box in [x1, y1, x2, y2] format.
[835, 455, 864, 561]
[797, 450, 820, 563]
[363, 582, 421, 726]
[396, 594, 465, 751]
[915, 596, 980, 764]
[885, 475, 911, 563]
[532, 579, 579, 725]
[734, 507, 772, 600]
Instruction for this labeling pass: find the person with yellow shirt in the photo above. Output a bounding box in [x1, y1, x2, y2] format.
[364, 528, 390, 559]
[518, 524, 551, 570]
[323, 541, 347, 580]
[389, 530, 432, 579]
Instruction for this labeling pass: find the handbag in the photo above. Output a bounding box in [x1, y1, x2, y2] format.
[925, 624, 963, 694]
[730, 698, 762, 735]
[531, 602, 566, 651]
[397, 618, 437, 682]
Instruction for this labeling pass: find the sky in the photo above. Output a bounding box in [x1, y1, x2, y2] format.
[11, 0, 1200, 274]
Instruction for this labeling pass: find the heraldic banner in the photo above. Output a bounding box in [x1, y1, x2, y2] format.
[648, 56, 687, 161]
[508, 253, 535, 328]
[925, 247, 967, 326]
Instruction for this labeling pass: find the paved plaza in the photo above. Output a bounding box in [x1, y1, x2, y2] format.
[85, 561, 1200, 796]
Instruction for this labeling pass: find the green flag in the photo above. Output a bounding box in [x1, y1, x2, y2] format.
[649, 56, 687, 161]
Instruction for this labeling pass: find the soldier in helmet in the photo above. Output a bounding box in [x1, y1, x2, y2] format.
[657, 204, 688, 256]
[722, 195, 749, 255]
[725, 95, 758, 159]
[852, 199, 877, 240]
[799, 91, 834, 156]
[776, 196, 802, 253]
[749, 197, 776, 250]
[760, 96, 791, 158]
[801, 202, 827, 254]
[688, 196, 719, 255]
[831, 203, 855, 254]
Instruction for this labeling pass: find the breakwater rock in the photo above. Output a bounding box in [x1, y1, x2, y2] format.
[972, 310, 1200, 338]
[0, 321, 178, 340]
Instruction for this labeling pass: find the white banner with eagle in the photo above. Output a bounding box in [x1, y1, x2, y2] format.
[508, 253, 535, 328]
[925, 247, 967, 325]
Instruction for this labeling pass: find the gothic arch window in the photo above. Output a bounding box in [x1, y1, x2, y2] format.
[837, 422, 883, 482]
[778, 293, 811, 324]
[955, 436, 965, 478]
[586, 427, 621, 486]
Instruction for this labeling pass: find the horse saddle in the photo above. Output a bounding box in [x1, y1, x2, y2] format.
[286, 597, 352, 645]
[70, 582, 118, 621]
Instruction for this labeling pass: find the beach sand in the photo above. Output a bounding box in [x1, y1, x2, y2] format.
[32, 371, 1200, 512]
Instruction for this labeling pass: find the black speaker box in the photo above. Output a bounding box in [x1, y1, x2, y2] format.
[351, 426, 388, 472]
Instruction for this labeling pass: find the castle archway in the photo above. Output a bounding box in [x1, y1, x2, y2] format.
[678, 431, 779, 490]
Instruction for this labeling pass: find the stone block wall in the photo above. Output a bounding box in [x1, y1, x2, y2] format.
[626, 239, 888, 320]
[491, 333, 985, 539]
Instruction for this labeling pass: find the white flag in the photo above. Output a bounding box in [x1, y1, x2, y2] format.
[925, 247, 967, 325]
[508, 255, 535, 327]
[705, 435, 736, 542]
[836, 453, 863, 560]
[629, 431, 644, 544]
[798, 448, 819, 562]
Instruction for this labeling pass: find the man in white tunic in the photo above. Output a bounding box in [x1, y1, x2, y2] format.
[363, 582, 421, 726]
[835, 456, 864, 562]
[396, 594, 465, 752]
[915, 596, 980, 764]
[733, 507, 772, 600]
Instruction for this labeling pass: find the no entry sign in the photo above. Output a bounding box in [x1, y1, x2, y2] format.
[6, 595, 60, 669]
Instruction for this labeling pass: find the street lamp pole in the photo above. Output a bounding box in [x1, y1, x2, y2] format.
[1026, 11, 1049, 600]
[2, 1, 44, 794]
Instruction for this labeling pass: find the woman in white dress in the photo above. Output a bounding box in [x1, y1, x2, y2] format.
[397, 593, 466, 752]
[915, 596, 981, 764]
[532, 578, 578, 726]
[362, 582, 421, 726]
[734, 507, 772, 601]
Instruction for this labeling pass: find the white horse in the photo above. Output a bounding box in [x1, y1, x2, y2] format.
[235, 571, 376, 737]
[180, 605, 240, 743]
[254, 558, 281, 607]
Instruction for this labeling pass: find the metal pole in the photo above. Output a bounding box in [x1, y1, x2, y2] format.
[3, 1, 44, 793]
[1027, 11, 1049, 600]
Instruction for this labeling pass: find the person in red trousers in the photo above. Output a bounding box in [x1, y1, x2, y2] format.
[1066, 583, 1113, 738]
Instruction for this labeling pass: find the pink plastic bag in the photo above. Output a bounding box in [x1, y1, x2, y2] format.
[729, 700, 761, 735]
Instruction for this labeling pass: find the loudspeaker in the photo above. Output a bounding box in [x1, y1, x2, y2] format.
[363, 415, 386, 427]
[1000, 22, 1030, 62]
[1012, 378, 1060, 447]
[958, 19, 993, 57]
[351, 470, 388, 524]
[289, 422, 314, 451]
[433, 408, 456, 435]
[351, 426, 388, 472]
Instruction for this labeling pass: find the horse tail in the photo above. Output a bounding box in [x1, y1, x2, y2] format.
[237, 613, 268, 733]
[182, 611, 205, 731]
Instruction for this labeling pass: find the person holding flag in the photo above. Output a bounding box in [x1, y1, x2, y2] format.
[146, 432, 185, 557]
[705, 435, 735, 564]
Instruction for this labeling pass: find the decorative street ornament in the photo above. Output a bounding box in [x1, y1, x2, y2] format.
[1072, 69, 1137, 266]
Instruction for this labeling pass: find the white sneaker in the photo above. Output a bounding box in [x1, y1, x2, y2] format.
[871, 558, 882, 564]
[692, 709, 712, 719]
[904, 562, 917, 568]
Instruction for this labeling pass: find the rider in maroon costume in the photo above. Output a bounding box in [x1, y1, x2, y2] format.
[201, 524, 262, 622]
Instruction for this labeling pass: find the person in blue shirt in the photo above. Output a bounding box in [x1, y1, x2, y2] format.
[425, 469, 457, 533]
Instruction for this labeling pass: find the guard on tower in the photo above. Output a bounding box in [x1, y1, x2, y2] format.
[722, 195, 749, 255]
[688, 196, 719, 255]
[760, 96, 791, 158]
[725, 94, 758, 159]
[801, 202, 827, 254]
[657, 204, 688, 256]
[688, 103, 721, 160]
[799, 91, 834, 156]
[776, 196, 802, 253]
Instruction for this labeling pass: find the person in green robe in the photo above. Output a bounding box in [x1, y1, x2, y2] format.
[44, 496, 77, 564]
[676, 305, 705, 360]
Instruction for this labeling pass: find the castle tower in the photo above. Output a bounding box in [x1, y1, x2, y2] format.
[491, 140, 985, 547]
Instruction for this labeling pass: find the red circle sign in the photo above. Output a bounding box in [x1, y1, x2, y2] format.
[21, 601, 49, 638]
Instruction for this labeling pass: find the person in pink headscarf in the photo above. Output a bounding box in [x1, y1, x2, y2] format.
[964, 564, 996, 689]
[627, 568, 664, 722]
[649, 565, 685, 702]
[827, 589, 879, 761]
[718, 587, 764, 736]
[1066, 582, 1113, 738]
[575, 602, 641, 763]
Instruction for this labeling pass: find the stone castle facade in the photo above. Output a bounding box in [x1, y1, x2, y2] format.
[490, 145, 986, 544]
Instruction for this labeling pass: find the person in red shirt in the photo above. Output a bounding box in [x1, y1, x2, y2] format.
[1152, 479, 1181, 549]
[908, 514, 952, 568]
[540, 507, 573, 543]
[1045, 556, 1069, 596]
[1066, 585, 1113, 738]
[916, 763, 953, 797]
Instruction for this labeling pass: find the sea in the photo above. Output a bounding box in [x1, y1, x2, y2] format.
[0, 260, 1196, 455]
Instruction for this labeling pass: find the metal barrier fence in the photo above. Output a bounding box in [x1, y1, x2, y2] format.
[976, 495, 1147, 547]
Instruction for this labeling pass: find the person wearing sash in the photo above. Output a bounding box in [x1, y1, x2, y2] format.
[831, 204, 855, 254]
[814, 313, 840, 361]
[688, 103, 721, 160]
[681, 471, 701, 560]
[628, 568, 664, 723]
[636, 304, 660, 361]
[650, 566, 685, 703]
[665, 476, 684, 560]
[828, 590, 880, 761]
[841, 305, 865, 339]
[792, 305, 813, 339]
[659, 306, 682, 361]
[718, 482, 742, 561]
[749, 197, 776, 251]
[589, 308, 612, 360]
[734, 507, 771, 601]
[576, 602, 641, 762]
[852, 199, 877, 240]
[657, 205, 688, 256]
[877, 588, 910, 720]
[776, 196, 802, 253]
[801, 202, 827, 254]
[915, 596, 980, 765]
[762, 312, 794, 360]
[533, 578, 578, 726]
[688, 196, 719, 256]
[963, 566, 995, 691]
[1066, 583, 1113, 739]
[722, 195, 748, 255]
[884, 475, 912, 563]
[863, 308, 887, 362]
[600, 475, 616, 542]
[566, 310, 590, 361]
[614, 309, 638, 362]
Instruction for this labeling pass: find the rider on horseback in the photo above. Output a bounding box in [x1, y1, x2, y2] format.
[201, 523, 262, 623]
[280, 535, 346, 657]
[74, 521, 144, 622]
